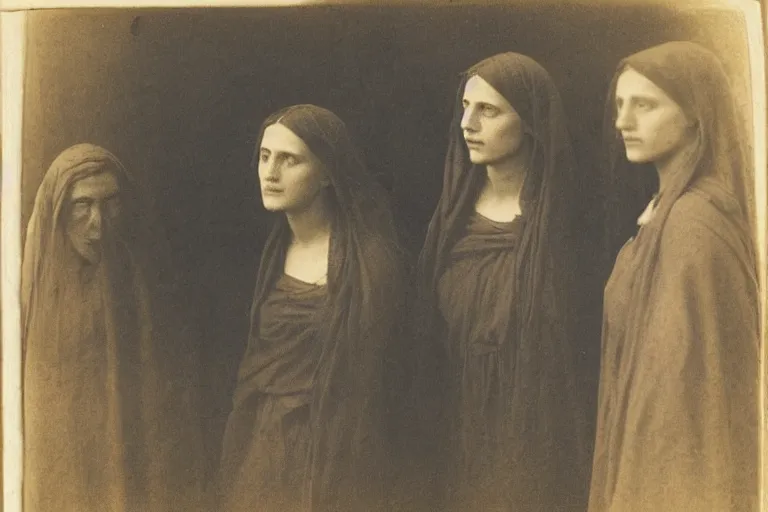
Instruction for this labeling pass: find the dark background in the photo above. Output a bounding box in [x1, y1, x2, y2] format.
[21, 2, 754, 480]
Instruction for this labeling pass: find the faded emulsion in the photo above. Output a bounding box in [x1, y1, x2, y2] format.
[14, 2, 761, 512]
[20, 144, 206, 511]
[590, 40, 760, 512]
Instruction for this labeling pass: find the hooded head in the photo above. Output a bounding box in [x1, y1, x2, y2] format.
[245, 104, 405, 509]
[602, 41, 753, 250]
[419, 52, 579, 333]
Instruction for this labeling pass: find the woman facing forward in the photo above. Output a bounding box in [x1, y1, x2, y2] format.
[217, 104, 406, 512]
[589, 41, 759, 512]
[416, 52, 592, 511]
[22, 144, 204, 512]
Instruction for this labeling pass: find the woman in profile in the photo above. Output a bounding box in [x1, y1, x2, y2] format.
[416, 52, 592, 511]
[589, 41, 759, 512]
[217, 104, 406, 512]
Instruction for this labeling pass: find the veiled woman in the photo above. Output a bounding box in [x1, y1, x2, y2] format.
[22, 143, 205, 511]
[416, 52, 592, 511]
[589, 41, 759, 512]
[217, 104, 405, 512]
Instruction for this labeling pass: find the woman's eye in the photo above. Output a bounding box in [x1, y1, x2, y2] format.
[636, 101, 654, 110]
[482, 105, 499, 116]
[71, 201, 90, 216]
[260, 153, 269, 162]
[285, 155, 298, 166]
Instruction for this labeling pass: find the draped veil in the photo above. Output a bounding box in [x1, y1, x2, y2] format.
[22, 143, 204, 512]
[416, 53, 591, 510]
[590, 41, 759, 512]
[222, 105, 406, 512]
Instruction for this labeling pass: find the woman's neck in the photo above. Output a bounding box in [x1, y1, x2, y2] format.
[485, 160, 527, 202]
[475, 154, 530, 222]
[484, 143, 530, 200]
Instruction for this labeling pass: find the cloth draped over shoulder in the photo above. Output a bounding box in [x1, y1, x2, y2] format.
[589, 41, 760, 512]
[415, 53, 592, 511]
[218, 105, 406, 512]
[434, 212, 526, 510]
[22, 143, 205, 512]
[218, 270, 326, 511]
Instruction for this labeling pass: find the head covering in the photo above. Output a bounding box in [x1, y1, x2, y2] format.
[21, 143, 159, 353]
[22, 143, 203, 511]
[601, 40, 754, 261]
[589, 41, 759, 512]
[601, 40, 756, 344]
[420, 53, 579, 302]
[417, 53, 590, 507]
[244, 105, 405, 511]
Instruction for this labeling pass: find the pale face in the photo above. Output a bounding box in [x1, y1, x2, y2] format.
[614, 67, 695, 166]
[460, 75, 526, 166]
[258, 123, 329, 214]
[64, 172, 122, 264]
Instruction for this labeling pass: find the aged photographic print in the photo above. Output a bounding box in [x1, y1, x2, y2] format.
[1, 0, 766, 511]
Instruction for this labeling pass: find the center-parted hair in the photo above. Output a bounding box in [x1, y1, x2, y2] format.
[239, 104, 405, 511]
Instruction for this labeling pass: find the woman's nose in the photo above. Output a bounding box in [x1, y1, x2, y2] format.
[461, 106, 480, 132]
[85, 206, 103, 238]
[615, 105, 635, 131]
[261, 159, 280, 181]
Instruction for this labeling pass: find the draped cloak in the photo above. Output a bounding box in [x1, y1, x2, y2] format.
[21, 143, 205, 512]
[218, 105, 405, 512]
[218, 270, 326, 512]
[589, 42, 759, 512]
[416, 53, 592, 512]
[435, 212, 525, 509]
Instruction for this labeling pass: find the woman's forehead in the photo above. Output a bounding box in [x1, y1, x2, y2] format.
[615, 67, 673, 103]
[463, 75, 513, 109]
[69, 172, 120, 201]
[260, 122, 311, 155]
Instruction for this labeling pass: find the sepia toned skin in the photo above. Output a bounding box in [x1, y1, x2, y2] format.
[461, 75, 526, 167]
[462, 75, 529, 222]
[615, 67, 696, 191]
[218, 105, 403, 512]
[64, 172, 122, 264]
[589, 41, 759, 512]
[23, 143, 206, 512]
[416, 52, 591, 512]
[258, 122, 332, 285]
[258, 123, 330, 216]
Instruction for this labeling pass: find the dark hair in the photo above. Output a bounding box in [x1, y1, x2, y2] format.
[247, 104, 406, 509]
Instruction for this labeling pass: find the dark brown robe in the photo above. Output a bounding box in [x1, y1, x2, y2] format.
[416, 53, 592, 512]
[436, 212, 524, 508]
[218, 274, 326, 512]
[218, 104, 405, 512]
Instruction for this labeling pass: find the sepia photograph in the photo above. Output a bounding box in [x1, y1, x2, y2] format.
[2, 0, 766, 511]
